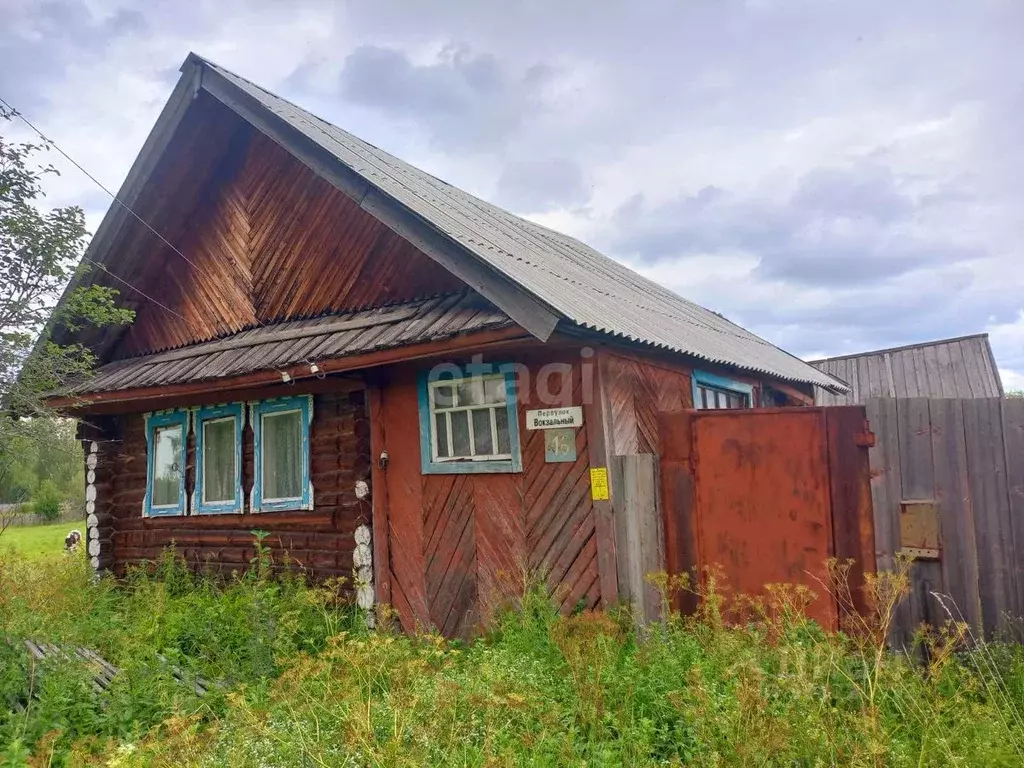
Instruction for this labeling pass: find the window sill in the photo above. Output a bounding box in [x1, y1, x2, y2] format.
[422, 459, 522, 475]
[143, 507, 185, 518]
[193, 506, 243, 515]
[251, 501, 313, 513]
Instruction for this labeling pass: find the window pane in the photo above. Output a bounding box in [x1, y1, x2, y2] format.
[263, 410, 303, 499]
[457, 378, 485, 407]
[203, 418, 236, 503]
[472, 409, 494, 455]
[435, 413, 450, 458]
[432, 385, 454, 409]
[716, 391, 727, 409]
[484, 377, 506, 404]
[450, 410, 471, 457]
[495, 407, 510, 454]
[152, 425, 182, 506]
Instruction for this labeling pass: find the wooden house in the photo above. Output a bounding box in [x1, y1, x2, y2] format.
[45, 54, 846, 635]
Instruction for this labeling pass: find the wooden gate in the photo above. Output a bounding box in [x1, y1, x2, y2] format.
[658, 407, 875, 630]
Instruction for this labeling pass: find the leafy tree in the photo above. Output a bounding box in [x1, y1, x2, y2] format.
[0, 104, 134, 530]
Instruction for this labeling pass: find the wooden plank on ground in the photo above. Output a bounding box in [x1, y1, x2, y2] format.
[929, 398, 982, 632]
[962, 398, 1016, 635]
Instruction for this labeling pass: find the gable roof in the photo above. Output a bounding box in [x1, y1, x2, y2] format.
[47, 53, 847, 393]
[809, 333, 1003, 405]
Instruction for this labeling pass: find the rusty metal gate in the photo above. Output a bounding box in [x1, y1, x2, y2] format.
[658, 406, 876, 630]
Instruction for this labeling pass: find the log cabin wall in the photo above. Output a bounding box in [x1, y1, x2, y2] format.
[85, 388, 371, 579]
[116, 98, 466, 358]
[377, 348, 608, 637]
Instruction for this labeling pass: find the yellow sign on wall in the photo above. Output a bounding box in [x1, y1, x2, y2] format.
[589, 467, 609, 501]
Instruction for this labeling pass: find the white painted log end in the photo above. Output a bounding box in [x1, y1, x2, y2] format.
[354, 524, 371, 546]
[88, 539, 100, 557]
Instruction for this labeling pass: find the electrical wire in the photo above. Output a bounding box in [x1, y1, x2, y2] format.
[0, 94, 209, 277]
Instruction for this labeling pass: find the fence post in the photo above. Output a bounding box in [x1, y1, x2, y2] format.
[611, 454, 665, 624]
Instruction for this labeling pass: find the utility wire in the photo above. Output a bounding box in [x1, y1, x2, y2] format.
[81, 256, 187, 322]
[0, 95, 210, 278]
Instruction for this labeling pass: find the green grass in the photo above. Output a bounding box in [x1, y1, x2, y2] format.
[1, 543, 1023, 766]
[0, 520, 80, 560]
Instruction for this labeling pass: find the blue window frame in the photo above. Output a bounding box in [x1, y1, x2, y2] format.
[251, 395, 313, 512]
[193, 403, 244, 515]
[692, 370, 754, 410]
[144, 410, 188, 517]
[418, 364, 522, 474]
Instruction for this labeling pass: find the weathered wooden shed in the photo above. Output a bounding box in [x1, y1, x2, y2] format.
[46, 53, 847, 636]
[810, 334, 1003, 406]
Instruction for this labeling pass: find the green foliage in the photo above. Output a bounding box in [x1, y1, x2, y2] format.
[1, 106, 133, 529]
[1, 547, 1023, 766]
[0, 417, 82, 506]
[31, 479, 62, 521]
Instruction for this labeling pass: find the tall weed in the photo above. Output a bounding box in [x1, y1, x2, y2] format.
[1, 544, 1023, 766]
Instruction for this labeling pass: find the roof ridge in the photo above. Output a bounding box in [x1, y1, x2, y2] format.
[808, 333, 991, 364]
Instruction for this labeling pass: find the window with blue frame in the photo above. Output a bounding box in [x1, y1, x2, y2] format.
[144, 410, 188, 516]
[419, 365, 522, 474]
[252, 395, 312, 511]
[194, 403, 244, 514]
[692, 370, 753, 410]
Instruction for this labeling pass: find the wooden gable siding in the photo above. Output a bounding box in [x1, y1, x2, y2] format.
[117, 99, 464, 358]
[379, 350, 603, 637]
[86, 388, 371, 578]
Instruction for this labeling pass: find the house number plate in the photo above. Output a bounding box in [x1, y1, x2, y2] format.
[544, 428, 577, 463]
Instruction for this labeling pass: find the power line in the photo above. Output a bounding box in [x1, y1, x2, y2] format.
[0, 95, 210, 279]
[81, 256, 187, 322]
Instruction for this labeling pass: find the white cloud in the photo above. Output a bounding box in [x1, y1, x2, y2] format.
[1, 0, 1021, 383]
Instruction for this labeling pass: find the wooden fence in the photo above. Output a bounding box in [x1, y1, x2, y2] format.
[867, 397, 1024, 643]
[2, 507, 84, 528]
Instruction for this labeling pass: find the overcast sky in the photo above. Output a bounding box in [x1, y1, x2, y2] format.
[3, 0, 1022, 385]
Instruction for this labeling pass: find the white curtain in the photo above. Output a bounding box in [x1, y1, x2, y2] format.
[264, 411, 302, 499]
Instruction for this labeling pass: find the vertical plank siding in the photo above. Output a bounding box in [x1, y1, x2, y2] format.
[380, 352, 601, 635]
[88, 389, 371, 580]
[867, 397, 1024, 640]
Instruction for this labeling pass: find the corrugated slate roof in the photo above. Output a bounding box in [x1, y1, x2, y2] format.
[809, 334, 1003, 405]
[193, 55, 845, 393]
[72, 293, 511, 394]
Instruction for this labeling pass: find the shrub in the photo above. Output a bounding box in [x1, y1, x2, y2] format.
[32, 480, 63, 522]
